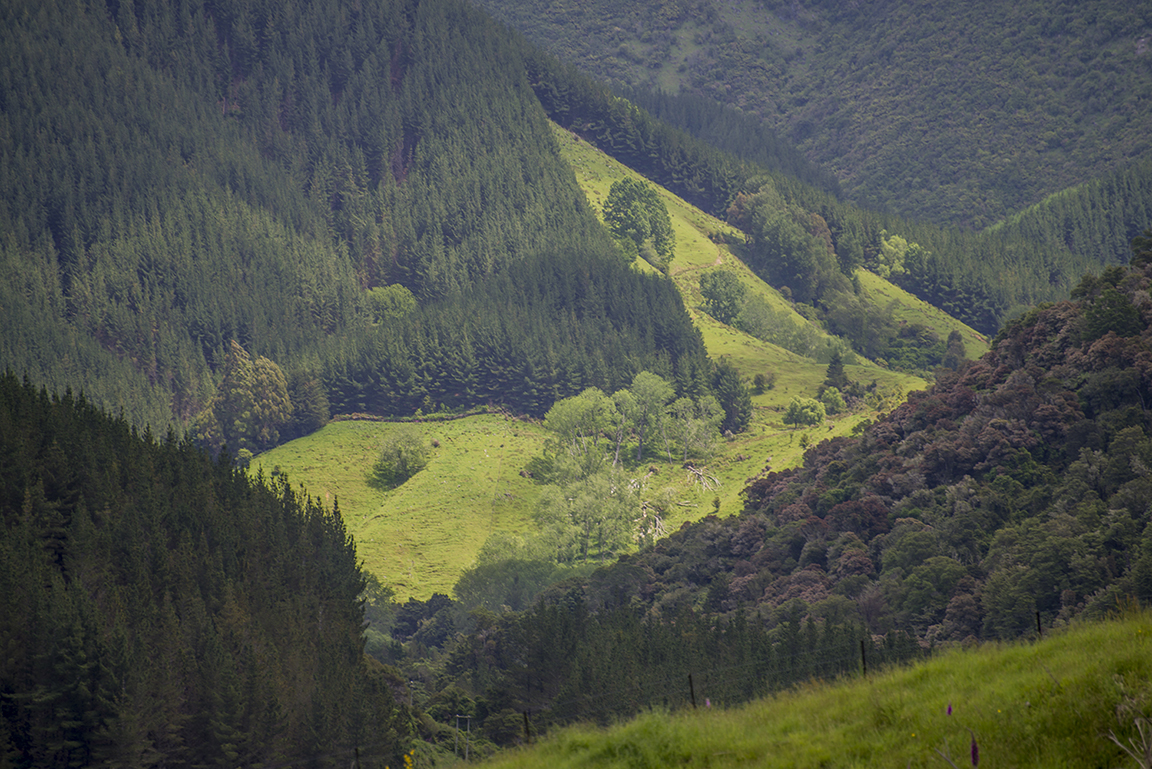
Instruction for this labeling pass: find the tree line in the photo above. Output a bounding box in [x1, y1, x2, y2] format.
[322, 246, 711, 420]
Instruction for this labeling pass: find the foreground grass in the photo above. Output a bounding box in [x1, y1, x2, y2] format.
[478, 610, 1152, 769]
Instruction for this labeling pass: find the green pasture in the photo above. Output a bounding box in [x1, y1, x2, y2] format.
[254, 414, 549, 599]
[256, 130, 989, 600]
[856, 268, 990, 360]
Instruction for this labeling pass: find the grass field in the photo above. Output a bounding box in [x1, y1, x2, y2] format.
[255, 414, 548, 598]
[476, 608, 1152, 768]
[255, 130, 989, 601]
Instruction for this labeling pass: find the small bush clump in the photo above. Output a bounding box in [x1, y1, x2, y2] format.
[371, 425, 431, 488]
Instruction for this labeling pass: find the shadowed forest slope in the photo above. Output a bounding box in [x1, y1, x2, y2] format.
[0, 371, 417, 766]
[471, 0, 1152, 229]
[1, 0, 695, 435]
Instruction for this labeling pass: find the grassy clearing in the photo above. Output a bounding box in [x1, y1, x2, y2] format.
[856, 269, 989, 360]
[477, 609, 1152, 768]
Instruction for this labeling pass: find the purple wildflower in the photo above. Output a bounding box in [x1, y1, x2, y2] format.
[947, 703, 952, 716]
[970, 733, 979, 767]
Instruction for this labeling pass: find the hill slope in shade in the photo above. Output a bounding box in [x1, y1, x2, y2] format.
[0, 372, 415, 766]
[0, 0, 661, 433]
[473, 0, 1152, 229]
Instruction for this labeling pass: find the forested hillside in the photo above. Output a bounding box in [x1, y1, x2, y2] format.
[7, 0, 1152, 761]
[1, 0, 703, 436]
[471, 0, 1152, 229]
[7, 0, 1149, 435]
[369, 239, 1152, 747]
[0, 373, 415, 766]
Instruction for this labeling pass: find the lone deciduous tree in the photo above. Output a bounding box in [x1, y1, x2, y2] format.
[783, 397, 826, 428]
[602, 177, 675, 270]
[193, 341, 293, 455]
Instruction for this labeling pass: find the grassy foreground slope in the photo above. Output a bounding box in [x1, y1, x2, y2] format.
[480, 610, 1152, 768]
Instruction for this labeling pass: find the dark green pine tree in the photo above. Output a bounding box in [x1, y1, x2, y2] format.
[823, 349, 850, 391]
[941, 330, 966, 371]
[711, 358, 752, 434]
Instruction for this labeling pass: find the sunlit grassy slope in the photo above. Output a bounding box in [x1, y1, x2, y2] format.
[478, 610, 1152, 769]
[255, 414, 547, 598]
[256, 128, 988, 600]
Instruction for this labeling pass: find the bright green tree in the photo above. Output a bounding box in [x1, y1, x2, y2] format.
[610, 388, 636, 466]
[820, 387, 846, 415]
[543, 387, 613, 480]
[699, 269, 747, 324]
[783, 397, 826, 428]
[366, 284, 418, 324]
[533, 469, 638, 563]
[670, 395, 724, 460]
[602, 177, 675, 270]
[625, 371, 674, 461]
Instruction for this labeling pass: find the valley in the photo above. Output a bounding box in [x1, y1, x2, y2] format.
[256, 125, 985, 599]
[2, 0, 1151, 765]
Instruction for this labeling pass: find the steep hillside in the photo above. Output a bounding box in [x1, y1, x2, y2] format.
[255, 127, 967, 601]
[518, 46, 1152, 338]
[564, 250, 1152, 644]
[472, 0, 1152, 229]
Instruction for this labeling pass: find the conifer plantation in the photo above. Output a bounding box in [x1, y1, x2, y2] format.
[0, 0, 705, 435]
[0, 373, 414, 766]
